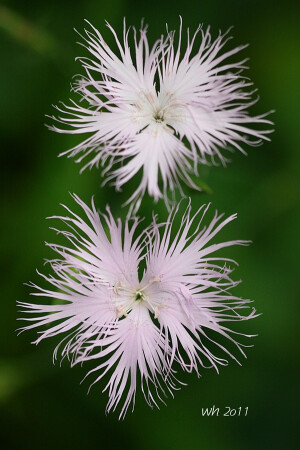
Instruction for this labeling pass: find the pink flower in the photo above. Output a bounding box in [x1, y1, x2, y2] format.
[18, 194, 257, 418]
[50, 20, 273, 212]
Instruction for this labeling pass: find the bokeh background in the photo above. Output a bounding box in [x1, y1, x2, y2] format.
[1, 0, 299, 448]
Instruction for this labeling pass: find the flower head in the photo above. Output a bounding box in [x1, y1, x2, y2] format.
[50, 19, 273, 212]
[18, 194, 257, 418]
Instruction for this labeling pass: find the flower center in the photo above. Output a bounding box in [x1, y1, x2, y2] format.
[135, 290, 146, 301]
[153, 110, 164, 123]
[112, 277, 163, 319]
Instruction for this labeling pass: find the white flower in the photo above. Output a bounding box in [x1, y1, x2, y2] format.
[18, 194, 257, 418]
[50, 20, 273, 212]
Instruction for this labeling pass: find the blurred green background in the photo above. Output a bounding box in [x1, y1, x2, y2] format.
[1, 0, 299, 448]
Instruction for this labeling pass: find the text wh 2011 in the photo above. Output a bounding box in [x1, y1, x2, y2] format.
[202, 406, 248, 417]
